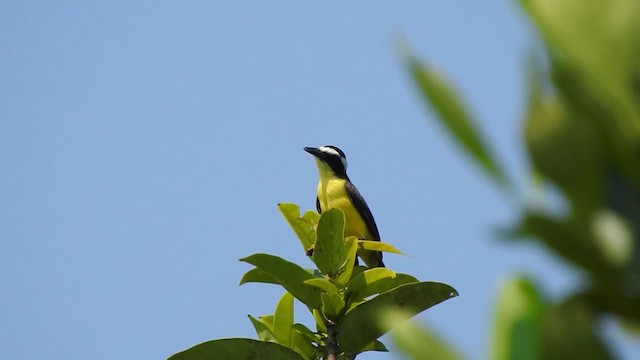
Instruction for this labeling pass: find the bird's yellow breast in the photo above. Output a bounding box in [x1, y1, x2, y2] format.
[317, 178, 373, 240]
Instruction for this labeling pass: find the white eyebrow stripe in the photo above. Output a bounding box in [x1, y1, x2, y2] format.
[319, 146, 340, 157]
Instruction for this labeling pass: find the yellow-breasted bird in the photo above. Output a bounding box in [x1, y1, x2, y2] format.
[304, 145, 384, 268]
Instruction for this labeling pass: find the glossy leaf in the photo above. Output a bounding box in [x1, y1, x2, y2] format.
[313, 209, 346, 277]
[491, 276, 544, 360]
[168, 338, 305, 360]
[240, 254, 322, 309]
[408, 57, 508, 187]
[278, 203, 317, 252]
[338, 282, 458, 352]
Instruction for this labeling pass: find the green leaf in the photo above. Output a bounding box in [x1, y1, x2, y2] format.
[338, 282, 458, 352]
[541, 298, 614, 360]
[491, 276, 544, 360]
[302, 210, 320, 227]
[168, 338, 305, 360]
[346, 269, 419, 303]
[278, 203, 317, 252]
[293, 323, 321, 344]
[239, 268, 279, 286]
[524, 97, 604, 218]
[248, 315, 277, 342]
[270, 292, 316, 359]
[520, 0, 640, 187]
[336, 236, 358, 286]
[321, 292, 345, 319]
[303, 278, 339, 294]
[312, 309, 327, 333]
[358, 240, 405, 255]
[291, 329, 317, 360]
[518, 214, 619, 275]
[272, 292, 295, 346]
[407, 56, 508, 187]
[360, 340, 389, 353]
[240, 254, 322, 309]
[313, 209, 346, 277]
[390, 318, 462, 360]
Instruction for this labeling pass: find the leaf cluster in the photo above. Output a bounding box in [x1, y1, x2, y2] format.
[404, 0, 640, 358]
[170, 204, 457, 360]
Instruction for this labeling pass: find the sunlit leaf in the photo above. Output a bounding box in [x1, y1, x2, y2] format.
[272, 292, 294, 346]
[491, 276, 544, 360]
[358, 240, 405, 255]
[303, 278, 339, 294]
[248, 315, 276, 342]
[278, 203, 317, 253]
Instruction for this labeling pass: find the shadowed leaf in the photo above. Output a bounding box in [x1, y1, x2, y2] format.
[240, 254, 322, 309]
[314, 209, 347, 277]
[168, 338, 305, 360]
[390, 317, 462, 360]
[338, 282, 458, 352]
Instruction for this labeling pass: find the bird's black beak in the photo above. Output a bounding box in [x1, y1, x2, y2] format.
[304, 147, 322, 158]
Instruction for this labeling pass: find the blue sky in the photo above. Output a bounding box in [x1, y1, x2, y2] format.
[1, 1, 638, 359]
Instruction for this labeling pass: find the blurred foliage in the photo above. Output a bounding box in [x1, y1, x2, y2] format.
[169, 205, 457, 359]
[401, 0, 640, 358]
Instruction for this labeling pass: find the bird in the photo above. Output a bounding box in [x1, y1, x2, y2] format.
[304, 145, 385, 268]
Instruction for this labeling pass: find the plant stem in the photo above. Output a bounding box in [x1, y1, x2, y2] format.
[326, 320, 338, 360]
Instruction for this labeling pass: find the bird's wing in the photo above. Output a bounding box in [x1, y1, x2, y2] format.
[345, 182, 380, 241]
[316, 197, 322, 214]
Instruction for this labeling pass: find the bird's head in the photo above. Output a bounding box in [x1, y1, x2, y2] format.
[304, 145, 349, 179]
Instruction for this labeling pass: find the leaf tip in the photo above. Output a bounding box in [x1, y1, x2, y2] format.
[449, 288, 460, 298]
